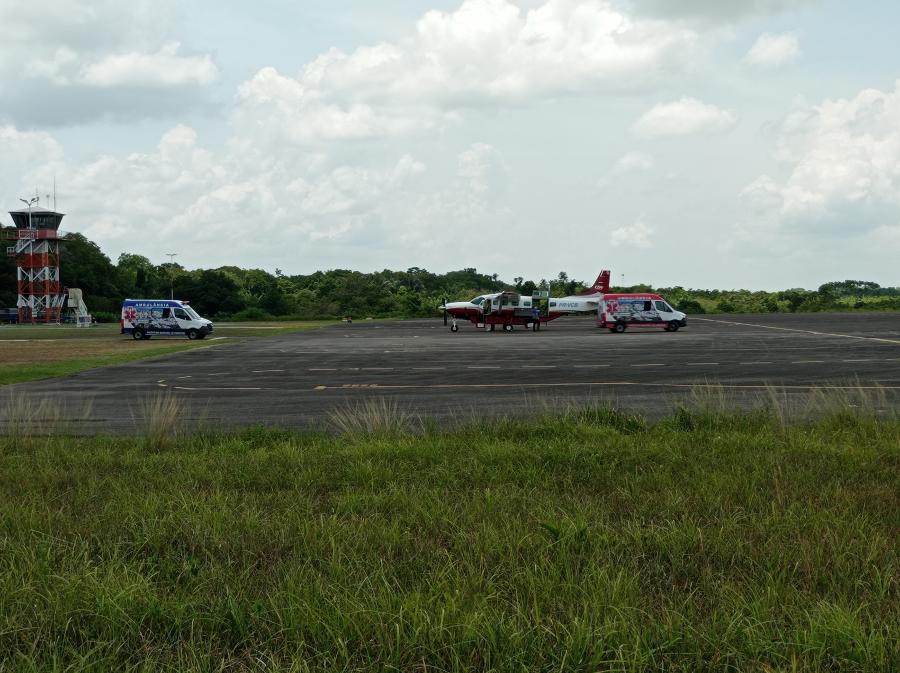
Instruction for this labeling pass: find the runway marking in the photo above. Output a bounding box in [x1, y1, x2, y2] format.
[740, 361, 773, 365]
[842, 359, 873, 363]
[309, 368, 336, 371]
[207, 372, 231, 377]
[312, 381, 900, 392]
[631, 363, 665, 367]
[467, 366, 501, 369]
[574, 364, 610, 368]
[362, 367, 394, 371]
[176, 375, 193, 379]
[687, 362, 719, 366]
[695, 317, 900, 345]
[174, 386, 263, 391]
[252, 369, 285, 373]
[792, 360, 825, 364]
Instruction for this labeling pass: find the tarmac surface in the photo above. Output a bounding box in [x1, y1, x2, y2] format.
[3, 312, 900, 433]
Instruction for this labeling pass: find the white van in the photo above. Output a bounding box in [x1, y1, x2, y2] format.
[121, 299, 213, 340]
[597, 293, 687, 333]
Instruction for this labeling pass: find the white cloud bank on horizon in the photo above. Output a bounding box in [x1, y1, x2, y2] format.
[632, 97, 737, 138]
[743, 32, 800, 68]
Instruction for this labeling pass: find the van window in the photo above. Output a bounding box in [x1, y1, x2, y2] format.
[644, 301, 652, 311]
[173, 308, 189, 320]
[654, 300, 668, 312]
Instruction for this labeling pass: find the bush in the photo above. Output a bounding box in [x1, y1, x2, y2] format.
[676, 299, 705, 314]
[91, 310, 118, 323]
[228, 307, 275, 321]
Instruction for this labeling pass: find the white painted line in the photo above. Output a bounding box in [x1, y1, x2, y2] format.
[792, 360, 825, 364]
[687, 362, 719, 366]
[523, 365, 556, 369]
[695, 317, 900, 345]
[309, 368, 336, 371]
[740, 361, 772, 365]
[207, 372, 231, 377]
[174, 386, 262, 391]
[574, 364, 610, 368]
[207, 337, 228, 341]
[176, 375, 193, 379]
[842, 359, 873, 363]
[252, 369, 285, 373]
[362, 367, 393, 371]
[631, 363, 665, 367]
[467, 366, 501, 369]
[314, 381, 900, 392]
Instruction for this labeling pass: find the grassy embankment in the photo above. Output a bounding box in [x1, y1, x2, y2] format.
[0, 394, 897, 672]
[0, 321, 330, 385]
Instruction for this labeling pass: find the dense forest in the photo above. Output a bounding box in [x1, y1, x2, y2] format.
[2, 228, 898, 321]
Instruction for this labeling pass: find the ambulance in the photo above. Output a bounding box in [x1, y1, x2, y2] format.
[121, 299, 213, 340]
[597, 294, 687, 333]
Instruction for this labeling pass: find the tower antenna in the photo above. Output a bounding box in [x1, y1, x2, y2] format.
[53, 176, 57, 211]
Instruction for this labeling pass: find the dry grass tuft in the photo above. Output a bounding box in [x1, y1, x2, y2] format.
[0, 391, 94, 448]
[327, 396, 418, 436]
[139, 391, 184, 451]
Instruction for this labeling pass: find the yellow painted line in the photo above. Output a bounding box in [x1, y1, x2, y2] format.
[695, 317, 900, 345]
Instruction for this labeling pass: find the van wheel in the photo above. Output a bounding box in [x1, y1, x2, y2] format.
[668, 321, 680, 332]
[614, 322, 626, 333]
[132, 328, 144, 340]
[187, 329, 199, 340]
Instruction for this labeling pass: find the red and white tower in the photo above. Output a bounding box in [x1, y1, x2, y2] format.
[4, 205, 67, 323]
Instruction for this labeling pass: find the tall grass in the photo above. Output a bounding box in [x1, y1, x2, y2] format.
[0, 391, 897, 671]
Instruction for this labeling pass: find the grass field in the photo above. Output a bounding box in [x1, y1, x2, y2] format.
[0, 401, 897, 672]
[0, 321, 330, 385]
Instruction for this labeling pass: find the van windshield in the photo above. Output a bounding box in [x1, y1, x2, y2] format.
[184, 305, 201, 320]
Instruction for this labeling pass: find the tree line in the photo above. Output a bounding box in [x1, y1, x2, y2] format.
[1, 228, 898, 321]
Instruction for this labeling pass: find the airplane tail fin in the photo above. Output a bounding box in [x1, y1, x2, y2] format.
[576, 270, 610, 296]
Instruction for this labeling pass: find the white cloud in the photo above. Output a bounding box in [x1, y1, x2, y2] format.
[78, 43, 218, 88]
[613, 151, 655, 173]
[610, 217, 653, 248]
[633, 97, 737, 138]
[743, 32, 800, 68]
[738, 81, 900, 250]
[0, 1, 216, 125]
[234, 0, 704, 145]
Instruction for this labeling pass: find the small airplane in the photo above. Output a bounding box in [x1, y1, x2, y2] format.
[440, 270, 611, 332]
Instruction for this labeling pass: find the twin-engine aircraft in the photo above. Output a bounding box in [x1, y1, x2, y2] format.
[440, 271, 610, 332]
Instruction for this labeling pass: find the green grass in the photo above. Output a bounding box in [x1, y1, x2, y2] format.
[0, 321, 330, 386]
[0, 344, 203, 385]
[0, 406, 897, 672]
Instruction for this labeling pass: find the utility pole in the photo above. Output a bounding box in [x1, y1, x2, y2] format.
[165, 252, 177, 299]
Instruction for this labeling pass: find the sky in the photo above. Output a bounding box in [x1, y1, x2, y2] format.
[1, 0, 899, 290]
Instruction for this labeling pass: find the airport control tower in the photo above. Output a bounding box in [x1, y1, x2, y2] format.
[3, 204, 67, 323]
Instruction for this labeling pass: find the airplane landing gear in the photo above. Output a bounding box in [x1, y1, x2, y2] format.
[503, 323, 514, 332]
[450, 318, 459, 332]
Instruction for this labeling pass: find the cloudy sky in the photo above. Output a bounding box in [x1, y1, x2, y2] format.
[1, 0, 898, 289]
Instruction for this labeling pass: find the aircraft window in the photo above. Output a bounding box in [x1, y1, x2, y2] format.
[549, 301, 556, 307]
[523, 300, 531, 307]
[654, 301, 668, 312]
[470, 296, 484, 305]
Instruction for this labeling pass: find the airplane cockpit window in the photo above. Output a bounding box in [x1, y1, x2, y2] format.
[470, 296, 484, 305]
